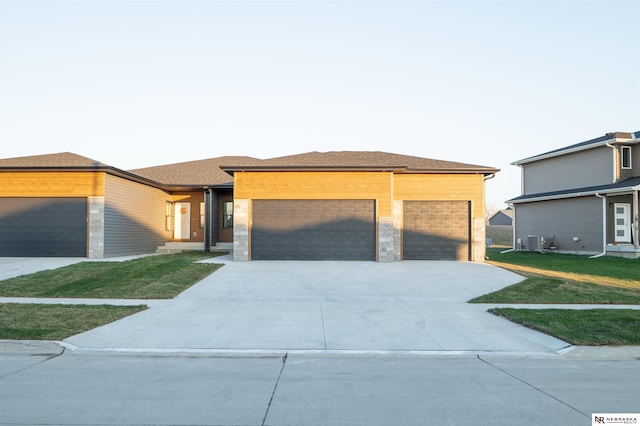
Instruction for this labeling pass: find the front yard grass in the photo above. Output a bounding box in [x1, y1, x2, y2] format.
[476, 250, 640, 345]
[0, 303, 146, 340]
[490, 308, 640, 346]
[0, 252, 225, 299]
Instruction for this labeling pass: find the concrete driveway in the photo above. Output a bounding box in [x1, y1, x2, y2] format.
[64, 256, 568, 354]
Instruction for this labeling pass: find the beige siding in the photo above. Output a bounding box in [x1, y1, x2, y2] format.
[523, 147, 614, 194]
[103, 174, 171, 256]
[514, 197, 603, 253]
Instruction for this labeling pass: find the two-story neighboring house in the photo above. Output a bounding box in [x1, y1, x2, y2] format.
[508, 131, 640, 258]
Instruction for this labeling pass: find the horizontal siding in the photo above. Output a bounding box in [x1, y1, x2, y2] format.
[103, 174, 171, 257]
[0, 171, 105, 196]
[394, 173, 485, 219]
[234, 171, 393, 216]
[515, 197, 603, 253]
[523, 147, 613, 194]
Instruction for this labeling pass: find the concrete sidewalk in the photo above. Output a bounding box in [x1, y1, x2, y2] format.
[61, 259, 571, 354]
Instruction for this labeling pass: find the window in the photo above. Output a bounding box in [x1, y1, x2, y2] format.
[621, 146, 632, 169]
[199, 202, 205, 228]
[223, 201, 233, 228]
[165, 202, 172, 231]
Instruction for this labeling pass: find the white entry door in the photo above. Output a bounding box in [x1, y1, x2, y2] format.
[174, 202, 191, 240]
[614, 203, 631, 243]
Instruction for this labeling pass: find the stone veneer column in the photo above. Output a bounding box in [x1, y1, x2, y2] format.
[233, 199, 250, 261]
[392, 200, 403, 261]
[378, 217, 394, 262]
[87, 196, 105, 259]
[473, 217, 486, 262]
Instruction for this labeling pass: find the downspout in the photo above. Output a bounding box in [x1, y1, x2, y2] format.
[589, 192, 607, 258]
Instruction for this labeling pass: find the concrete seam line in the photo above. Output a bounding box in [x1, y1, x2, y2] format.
[262, 352, 288, 426]
[476, 355, 589, 419]
[0, 346, 65, 380]
[320, 301, 327, 350]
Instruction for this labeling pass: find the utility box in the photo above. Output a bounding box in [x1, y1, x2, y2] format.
[527, 235, 544, 251]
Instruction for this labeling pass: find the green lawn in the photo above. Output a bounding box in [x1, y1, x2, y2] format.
[477, 250, 640, 345]
[469, 276, 640, 304]
[0, 303, 147, 340]
[0, 252, 225, 299]
[486, 248, 640, 281]
[490, 308, 640, 346]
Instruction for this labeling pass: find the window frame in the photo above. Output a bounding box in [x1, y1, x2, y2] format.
[621, 146, 632, 169]
[223, 201, 233, 229]
[199, 201, 205, 228]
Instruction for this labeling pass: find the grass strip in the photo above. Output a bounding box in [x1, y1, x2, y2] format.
[0, 303, 146, 340]
[469, 275, 640, 304]
[0, 252, 224, 299]
[485, 249, 640, 281]
[489, 308, 640, 346]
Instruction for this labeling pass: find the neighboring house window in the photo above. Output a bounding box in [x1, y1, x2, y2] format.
[199, 202, 205, 228]
[223, 201, 233, 228]
[165, 201, 172, 231]
[621, 146, 632, 169]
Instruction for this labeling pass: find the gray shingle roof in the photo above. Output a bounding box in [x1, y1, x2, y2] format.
[222, 151, 498, 173]
[513, 131, 640, 165]
[0, 152, 111, 168]
[130, 156, 260, 186]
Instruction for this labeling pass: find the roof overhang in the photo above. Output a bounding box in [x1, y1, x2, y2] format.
[221, 165, 499, 175]
[509, 183, 640, 204]
[512, 133, 639, 166]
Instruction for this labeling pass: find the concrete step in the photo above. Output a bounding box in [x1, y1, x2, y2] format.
[156, 242, 232, 254]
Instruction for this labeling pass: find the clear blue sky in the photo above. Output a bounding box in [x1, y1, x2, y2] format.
[1, 0, 639, 210]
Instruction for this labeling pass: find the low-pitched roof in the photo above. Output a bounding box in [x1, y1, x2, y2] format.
[512, 131, 640, 166]
[222, 151, 498, 174]
[130, 156, 260, 187]
[508, 176, 640, 204]
[0, 152, 111, 169]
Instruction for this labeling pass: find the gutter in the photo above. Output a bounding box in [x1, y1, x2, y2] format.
[589, 192, 608, 258]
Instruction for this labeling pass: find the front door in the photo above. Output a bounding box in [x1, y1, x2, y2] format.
[614, 203, 631, 243]
[174, 202, 191, 240]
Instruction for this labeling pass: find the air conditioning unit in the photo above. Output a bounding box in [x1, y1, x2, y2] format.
[527, 235, 544, 251]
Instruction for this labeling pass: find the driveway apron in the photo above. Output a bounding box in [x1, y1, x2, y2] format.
[65, 259, 568, 353]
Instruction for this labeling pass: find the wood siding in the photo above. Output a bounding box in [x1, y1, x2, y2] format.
[234, 171, 394, 216]
[103, 174, 171, 257]
[0, 171, 105, 196]
[515, 197, 603, 253]
[523, 147, 613, 194]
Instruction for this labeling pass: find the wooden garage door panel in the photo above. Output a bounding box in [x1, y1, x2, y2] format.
[252, 200, 375, 260]
[0, 197, 87, 257]
[403, 201, 470, 260]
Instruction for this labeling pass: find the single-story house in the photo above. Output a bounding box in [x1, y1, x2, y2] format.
[488, 208, 513, 226]
[508, 130, 640, 257]
[0, 151, 498, 261]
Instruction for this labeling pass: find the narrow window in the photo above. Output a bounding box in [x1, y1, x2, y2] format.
[165, 201, 173, 231]
[621, 146, 632, 169]
[223, 201, 233, 228]
[199, 202, 205, 228]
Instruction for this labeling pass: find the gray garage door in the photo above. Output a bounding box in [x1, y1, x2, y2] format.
[403, 201, 470, 260]
[252, 199, 375, 260]
[0, 197, 87, 257]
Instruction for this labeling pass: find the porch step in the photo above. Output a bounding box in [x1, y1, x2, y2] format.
[155, 242, 232, 254]
[156, 242, 204, 254]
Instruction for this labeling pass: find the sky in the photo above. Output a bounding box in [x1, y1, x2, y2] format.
[1, 0, 639, 211]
